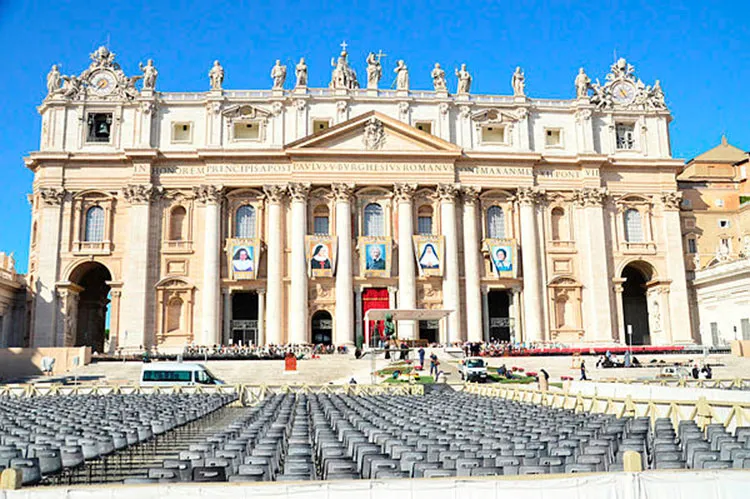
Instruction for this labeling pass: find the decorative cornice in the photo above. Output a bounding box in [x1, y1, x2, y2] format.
[393, 183, 418, 203]
[262, 184, 288, 204]
[573, 187, 608, 207]
[39, 187, 66, 206]
[288, 182, 311, 202]
[122, 184, 160, 204]
[513, 186, 546, 206]
[192, 184, 224, 204]
[659, 191, 682, 211]
[331, 183, 355, 202]
[461, 185, 481, 204]
[435, 183, 460, 202]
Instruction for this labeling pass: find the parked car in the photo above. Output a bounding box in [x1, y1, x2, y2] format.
[460, 357, 488, 383]
[140, 362, 225, 386]
[656, 366, 692, 380]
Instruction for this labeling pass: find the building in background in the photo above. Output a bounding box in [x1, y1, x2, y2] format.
[679, 137, 750, 346]
[0, 252, 28, 347]
[24, 46, 694, 351]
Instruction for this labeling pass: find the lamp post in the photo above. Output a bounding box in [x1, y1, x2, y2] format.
[627, 324, 633, 355]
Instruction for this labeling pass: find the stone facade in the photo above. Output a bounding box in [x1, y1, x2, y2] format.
[24, 47, 694, 350]
[0, 252, 27, 347]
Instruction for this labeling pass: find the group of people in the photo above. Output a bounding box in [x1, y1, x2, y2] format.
[460, 340, 571, 357]
[595, 350, 641, 369]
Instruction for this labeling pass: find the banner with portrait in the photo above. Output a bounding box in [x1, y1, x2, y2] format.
[485, 238, 517, 278]
[412, 235, 444, 277]
[306, 235, 337, 278]
[359, 236, 392, 278]
[226, 238, 261, 280]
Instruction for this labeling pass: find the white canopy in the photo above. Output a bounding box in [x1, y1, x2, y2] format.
[364, 309, 453, 344]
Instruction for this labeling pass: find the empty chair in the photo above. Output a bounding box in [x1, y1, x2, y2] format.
[519, 465, 548, 475]
[147, 468, 180, 483]
[424, 469, 456, 478]
[192, 466, 227, 482]
[10, 458, 42, 485]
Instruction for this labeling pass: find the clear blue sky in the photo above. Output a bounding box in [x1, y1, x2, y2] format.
[1, 0, 748, 273]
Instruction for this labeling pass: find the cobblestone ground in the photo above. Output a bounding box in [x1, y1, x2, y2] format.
[63, 351, 750, 385]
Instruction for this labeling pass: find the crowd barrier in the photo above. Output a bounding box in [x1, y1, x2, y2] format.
[1, 470, 749, 498]
[599, 377, 750, 390]
[0, 382, 424, 406]
[462, 383, 750, 432]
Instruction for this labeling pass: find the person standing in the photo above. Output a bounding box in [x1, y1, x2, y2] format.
[429, 353, 439, 378]
[418, 347, 426, 369]
[580, 360, 588, 381]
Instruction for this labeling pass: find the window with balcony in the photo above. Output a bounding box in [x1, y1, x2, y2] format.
[486, 206, 505, 239]
[84, 206, 105, 242]
[235, 205, 256, 238]
[313, 205, 330, 235]
[624, 209, 644, 242]
[364, 203, 384, 237]
[169, 206, 187, 241]
[615, 123, 635, 150]
[417, 205, 433, 235]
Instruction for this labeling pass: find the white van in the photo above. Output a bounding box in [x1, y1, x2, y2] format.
[140, 362, 225, 386]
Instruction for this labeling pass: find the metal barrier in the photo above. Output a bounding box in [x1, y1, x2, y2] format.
[598, 377, 750, 390]
[0, 382, 425, 404]
[461, 383, 750, 432]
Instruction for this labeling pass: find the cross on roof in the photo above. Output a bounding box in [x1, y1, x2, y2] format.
[340, 40, 348, 52]
[376, 49, 387, 61]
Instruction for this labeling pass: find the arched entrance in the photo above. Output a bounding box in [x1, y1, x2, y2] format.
[69, 262, 112, 352]
[621, 263, 652, 345]
[311, 310, 333, 345]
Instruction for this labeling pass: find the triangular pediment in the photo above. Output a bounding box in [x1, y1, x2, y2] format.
[285, 111, 461, 156]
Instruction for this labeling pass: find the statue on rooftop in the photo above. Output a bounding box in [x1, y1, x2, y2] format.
[330, 44, 358, 90]
[431, 63, 446, 92]
[139, 59, 158, 90]
[209, 60, 224, 90]
[46, 65, 61, 97]
[455, 63, 472, 94]
[271, 60, 287, 90]
[295, 58, 308, 88]
[574, 67, 590, 99]
[366, 52, 383, 89]
[394, 60, 409, 91]
[512, 66, 525, 97]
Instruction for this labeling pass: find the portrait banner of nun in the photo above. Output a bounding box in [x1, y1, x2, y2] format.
[226, 238, 260, 280]
[306, 235, 337, 278]
[412, 235, 444, 277]
[485, 238, 516, 278]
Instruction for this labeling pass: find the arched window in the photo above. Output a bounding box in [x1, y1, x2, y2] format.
[551, 207, 566, 241]
[313, 205, 330, 235]
[169, 206, 187, 241]
[31, 222, 38, 246]
[624, 208, 643, 242]
[235, 205, 256, 238]
[166, 297, 183, 333]
[84, 206, 105, 242]
[486, 206, 505, 239]
[364, 203, 384, 237]
[417, 205, 433, 235]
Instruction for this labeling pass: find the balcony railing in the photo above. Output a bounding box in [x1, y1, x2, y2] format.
[73, 240, 112, 255]
[547, 240, 576, 252]
[623, 241, 657, 254]
[162, 240, 193, 253]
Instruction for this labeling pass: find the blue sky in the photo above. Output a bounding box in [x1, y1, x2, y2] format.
[1, 0, 749, 272]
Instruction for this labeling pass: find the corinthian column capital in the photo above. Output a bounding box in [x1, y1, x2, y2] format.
[393, 183, 418, 203]
[435, 183, 460, 202]
[262, 184, 288, 204]
[461, 185, 481, 204]
[331, 183, 356, 202]
[513, 186, 545, 206]
[573, 187, 608, 207]
[123, 183, 162, 204]
[288, 182, 311, 203]
[38, 187, 66, 206]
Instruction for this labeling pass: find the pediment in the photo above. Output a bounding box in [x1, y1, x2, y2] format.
[222, 104, 271, 120]
[286, 111, 461, 155]
[471, 108, 522, 124]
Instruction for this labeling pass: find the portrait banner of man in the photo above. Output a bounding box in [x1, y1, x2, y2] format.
[412, 235, 444, 277]
[306, 235, 337, 278]
[485, 238, 516, 278]
[226, 238, 261, 280]
[359, 236, 392, 278]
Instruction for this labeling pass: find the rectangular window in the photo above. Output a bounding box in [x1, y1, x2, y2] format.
[172, 122, 192, 143]
[313, 216, 330, 235]
[710, 322, 720, 346]
[742, 318, 750, 341]
[142, 370, 192, 382]
[545, 128, 562, 147]
[417, 216, 433, 235]
[234, 122, 260, 140]
[312, 119, 330, 132]
[481, 125, 506, 144]
[718, 219, 730, 228]
[86, 113, 113, 143]
[415, 122, 432, 134]
[687, 238, 697, 254]
[615, 123, 635, 150]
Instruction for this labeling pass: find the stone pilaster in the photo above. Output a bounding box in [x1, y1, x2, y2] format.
[660, 191, 693, 344]
[461, 186, 483, 342]
[194, 184, 223, 346]
[516, 187, 545, 343]
[574, 187, 614, 342]
[263, 184, 287, 345]
[32, 187, 65, 347]
[289, 182, 311, 344]
[332, 183, 355, 345]
[394, 183, 417, 340]
[437, 183, 462, 342]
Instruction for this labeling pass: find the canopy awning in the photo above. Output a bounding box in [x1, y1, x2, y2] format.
[364, 309, 453, 321]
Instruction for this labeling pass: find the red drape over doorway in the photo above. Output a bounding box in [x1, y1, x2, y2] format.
[362, 287, 389, 344]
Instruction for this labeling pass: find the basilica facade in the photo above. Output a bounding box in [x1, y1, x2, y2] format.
[24, 46, 695, 351]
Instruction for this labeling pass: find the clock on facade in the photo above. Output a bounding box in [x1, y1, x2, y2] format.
[611, 80, 636, 106]
[89, 70, 117, 96]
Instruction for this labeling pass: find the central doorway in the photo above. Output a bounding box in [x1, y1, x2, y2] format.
[622, 264, 651, 345]
[231, 292, 258, 345]
[311, 310, 333, 345]
[362, 288, 389, 346]
[418, 320, 439, 344]
[70, 262, 112, 353]
[488, 290, 511, 342]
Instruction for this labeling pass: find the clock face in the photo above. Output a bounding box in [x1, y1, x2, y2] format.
[611, 80, 636, 105]
[89, 71, 117, 96]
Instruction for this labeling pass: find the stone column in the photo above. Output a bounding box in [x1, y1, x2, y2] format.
[257, 289, 266, 346]
[574, 188, 614, 342]
[354, 285, 363, 344]
[510, 288, 521, 343]
[481, 288, 490, 342]
[33, 188, 65, 347]
[394, 183, 417, 340]
[333, 184, 355, 345]
[462, 186, 483, 342]
[107, 286, 122, 352]
[437, 184, 462, 342]
[121, 184, 158, 349]
[660, 192, 693, 344]
[517, 187, 545, 343]
[222, 288, 231, 344]
[612, 278, 626, 344]
[263, 185, 286, 345]
[289, 183, 311, 344]
[194, 185, 223, 346]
